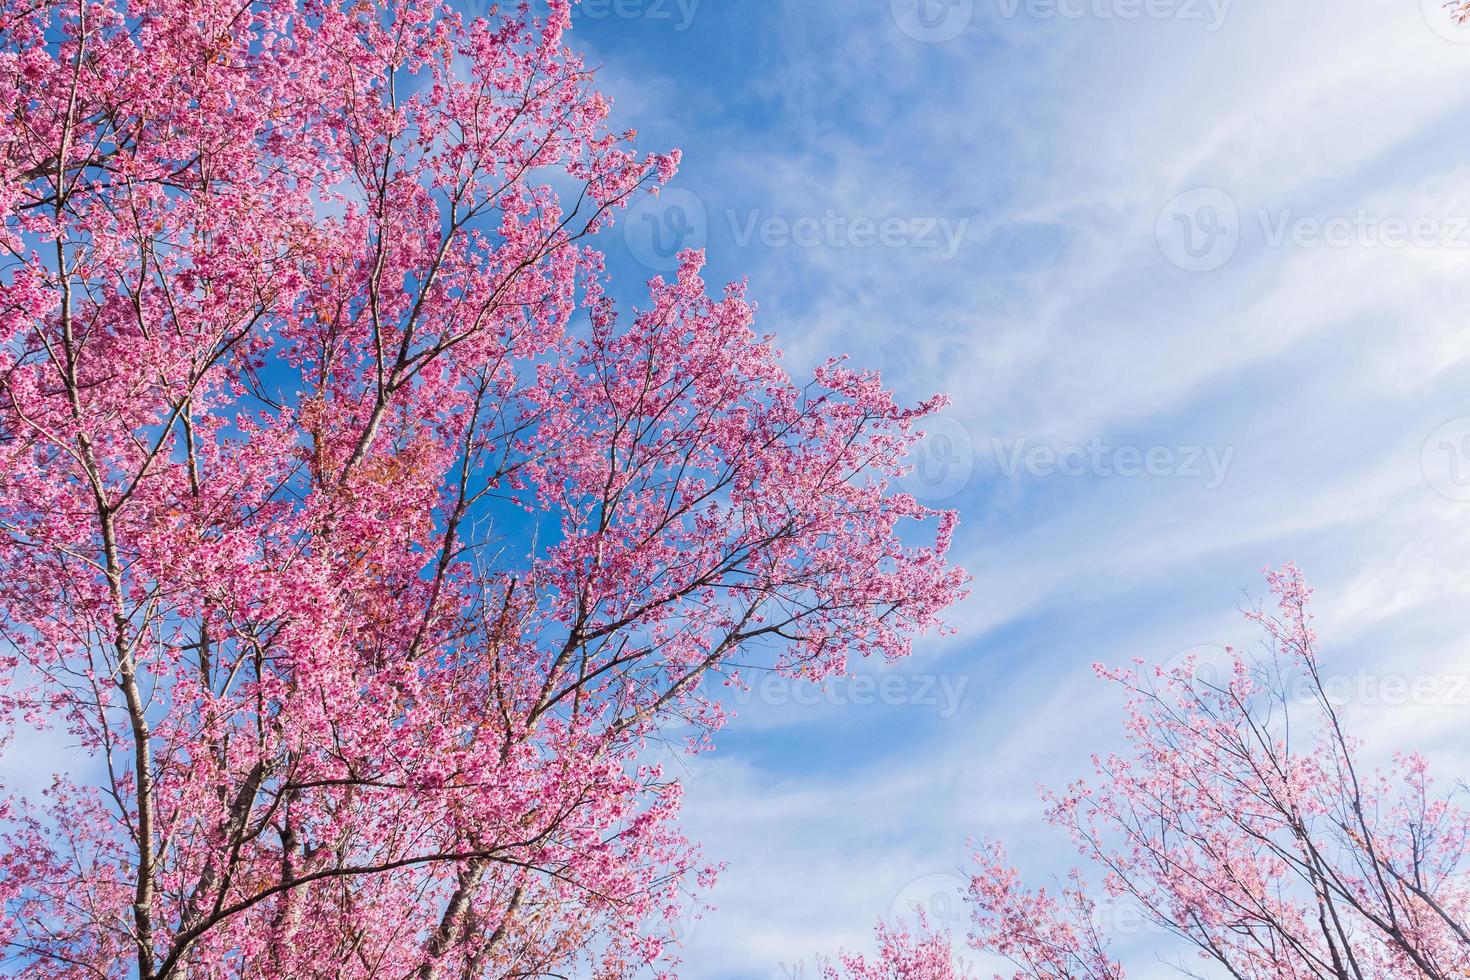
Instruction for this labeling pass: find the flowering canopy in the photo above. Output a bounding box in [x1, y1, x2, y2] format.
[0, 0, 965, 976]
[816, 919, 971, 980]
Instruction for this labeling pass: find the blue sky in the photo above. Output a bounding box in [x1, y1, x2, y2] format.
[565, 1, 1470, 976]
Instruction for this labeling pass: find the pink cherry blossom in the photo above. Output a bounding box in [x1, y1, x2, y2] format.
[811, 917, 972, 980]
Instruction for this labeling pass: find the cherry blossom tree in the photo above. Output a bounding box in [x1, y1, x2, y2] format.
[807, 918, 972, 980]
[966, 566, 1470, 979]
[0, 0, 966, 976]
[967, 845, 1118, 979]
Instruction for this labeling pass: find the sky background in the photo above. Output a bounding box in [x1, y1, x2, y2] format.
[562, 0, 1470, 976]
[7, 1, 1470, 976]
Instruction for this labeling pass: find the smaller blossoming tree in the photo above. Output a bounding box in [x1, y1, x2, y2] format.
[825, 567, 1470, 979]
[969, 565, 1470, 978]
